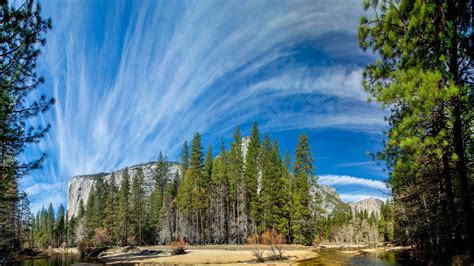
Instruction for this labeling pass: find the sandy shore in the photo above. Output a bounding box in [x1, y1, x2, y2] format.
[319, 243, 412, 254]
[106, 245, 318, 265]
[51, 247, 79, 254]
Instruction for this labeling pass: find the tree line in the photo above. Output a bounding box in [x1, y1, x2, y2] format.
[30, 123, 390, 249]
[66, 124, 321, 247]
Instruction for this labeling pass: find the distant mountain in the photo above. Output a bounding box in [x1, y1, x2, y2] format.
[68, 162, 382, 220]
[314, 185, 346, 215]
[348, 198, 384, 218]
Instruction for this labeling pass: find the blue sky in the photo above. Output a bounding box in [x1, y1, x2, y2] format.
[21, 0, 390, 212]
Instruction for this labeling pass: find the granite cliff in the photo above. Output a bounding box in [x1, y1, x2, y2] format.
[348, 198, 384, 218]
[67, 162, 180, 219]
[67, 161, 382, 220]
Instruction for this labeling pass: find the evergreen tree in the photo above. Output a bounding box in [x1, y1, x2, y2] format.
[260, 134, 274, 232]
[147, 153, 169, 244]
[131, 167, 145, 245]
[180, 141, 190, 175]
[94, 177, 107, 224]
[228, 127, 247, 243]
[177, 133, 206, 243]
[103, 173, 119, 245]
[209, 139, 230, 243]
[84, 185, 100, 237]
[190, 133, 206, 243]
[47, 203, 55, 247]
[159, 181, 177, 243]
[118, 167, 131, 246]
[56, 204, 65, 246]
[0, 0, 53, 253]
[291, 133, 314, 244]
[359, 0, 473, 260]
[155, 152, 169, 193]
[204, 145, 213, 192]
[244, 122, 260, 233]
[148, 183, 162, 243]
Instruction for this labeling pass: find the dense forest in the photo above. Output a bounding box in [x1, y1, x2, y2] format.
[28, 126, 394, 249]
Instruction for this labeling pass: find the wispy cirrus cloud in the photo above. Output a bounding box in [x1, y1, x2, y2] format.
[319, 174, 389, 191]
[21, 0, 387, 212]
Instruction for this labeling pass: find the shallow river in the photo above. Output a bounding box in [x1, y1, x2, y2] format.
[12, 249, 415, 265]
[299, 248, 416, 265]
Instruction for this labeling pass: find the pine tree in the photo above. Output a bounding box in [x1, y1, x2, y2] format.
[209, 139, 230, 243]
[84, 185, 100, 237]
[149, 182, 163, 243]
[260, 134, 274, 232]
[244, 122, 260, 233]
[131, 167, 145, 245]
[291, 133, 314, 244]
[274, 144, 291, 237]
[118, 167, 131, 246]
[94, 177, 107, 224]
[155, 152, 170, 193]
[190, 133, 206, 243]
[228, 127, 247, 243]
[203, 145, 213, 242]
[359, 0, 473, 259]
[159, 181, 177, 243]
[56, 205, 65, 246]
[0, 1, 53, 253]
[180, 141, 190, 175]
[177, 165, 195, 241]
[104, 173, 119, 245]
[204, 145, 213, 193]
[259, 136, 290, 236]
[46, 204, 54, 247]
[177, 133, 208, 243]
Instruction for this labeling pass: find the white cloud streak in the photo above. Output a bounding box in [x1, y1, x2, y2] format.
[319, 174, 389, 191]
[23, 0, 387, 212]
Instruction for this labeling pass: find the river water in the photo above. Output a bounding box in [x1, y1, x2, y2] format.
[11, 249, 414, 265]
[299, 248, 416, 265]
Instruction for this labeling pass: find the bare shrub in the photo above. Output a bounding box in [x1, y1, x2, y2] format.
[127, 236, 138, 247]
[170, 238, 187, 255]
[262, 230, 286, 259]
[61, 241, 68, 251]
[246, 233, 265, 262]
[313, 235, 322, 247]
[77, 239, 92, 256]
[94, 227, 111, 247]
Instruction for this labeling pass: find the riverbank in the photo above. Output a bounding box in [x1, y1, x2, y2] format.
[316, 243, 413, 259]
[98, 245, 318, 264]
[51, 247, 80, 254]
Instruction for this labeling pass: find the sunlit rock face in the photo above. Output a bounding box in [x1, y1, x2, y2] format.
[67, 162, 180, 219]
[348, 198, 384, 218]
[315, 185, 345, 215]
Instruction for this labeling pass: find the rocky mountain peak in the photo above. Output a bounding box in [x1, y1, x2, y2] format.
[348, 198, 384, 218]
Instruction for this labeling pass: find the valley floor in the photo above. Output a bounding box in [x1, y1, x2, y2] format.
[95, 245, 318, 265]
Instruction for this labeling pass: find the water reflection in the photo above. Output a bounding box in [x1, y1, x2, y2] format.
[11, 249, 414, 266]
[12, 253, 103, 266]
[298, 248, 415, 265]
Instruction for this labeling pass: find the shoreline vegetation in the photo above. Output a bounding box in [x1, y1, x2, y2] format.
[22, 243, 411, 265]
